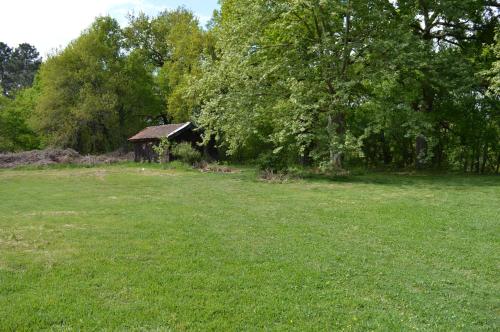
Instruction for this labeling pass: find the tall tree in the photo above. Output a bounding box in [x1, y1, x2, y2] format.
[390, 0, 499, 168]
[0, 42, 12, 96]
[0, 43, 41, 97]
[125, 8, 207, 123]
[32, 17, 161, 153]
[0, 42, 41, 152]
[196, 0, 395, 167]
[195, 0, 498, 172]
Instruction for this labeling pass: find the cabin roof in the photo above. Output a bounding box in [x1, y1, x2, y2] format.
[128, 122, 192, 142]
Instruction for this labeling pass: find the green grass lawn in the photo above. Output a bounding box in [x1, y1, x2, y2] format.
[0, 164, 498, 331]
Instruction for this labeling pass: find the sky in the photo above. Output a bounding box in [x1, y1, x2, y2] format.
[0, 0, 220, 59]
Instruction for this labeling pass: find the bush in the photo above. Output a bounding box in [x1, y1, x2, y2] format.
[256, 151, 288, 172]
[152, 137, 171, 164]
[172, 142, 201, 165]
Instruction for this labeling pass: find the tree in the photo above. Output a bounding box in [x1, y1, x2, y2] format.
[31, 17, 161, 154]
[196, 0, 396, 168]
[0, 87, 40, 152]
[194, 0, 498, 172]
[1, 2, 495, 172]
[125, 8, 207, 123]
[0, 42, 12, 96]
[0, 43, 41, 97]
[387, 0, 499, 168]
[484, 29, 500, 97]
[0, 42, 41, 152]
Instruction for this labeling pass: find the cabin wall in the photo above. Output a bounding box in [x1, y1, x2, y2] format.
[133, 140, 159, 163]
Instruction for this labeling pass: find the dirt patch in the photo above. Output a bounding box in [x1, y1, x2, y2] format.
[0, 149, 134, 168]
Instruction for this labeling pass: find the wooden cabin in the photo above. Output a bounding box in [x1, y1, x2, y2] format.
[128, 122, 201, 162]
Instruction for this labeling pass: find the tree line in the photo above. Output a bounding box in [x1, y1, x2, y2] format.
[0, 1, 499, 173]
[0, 42, 41, 150]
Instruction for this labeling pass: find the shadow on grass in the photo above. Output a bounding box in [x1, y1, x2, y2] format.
[299, 170, 500, 188]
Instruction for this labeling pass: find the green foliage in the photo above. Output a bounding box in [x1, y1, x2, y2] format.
[194, 0, 499, 173]
[125, 8, 208, 123]
[31, 17, 161, 154]
[0, 87, 40, 152]
[1, 2, 498, 173]
[172, 142, 201, 165]
[0, 42, 41, 97]
[0, 43, 41, 152]
[0, 42, 12, 96]
[256, 150, 290, 172]
[483, 28, 500, 97]
[152, 137, 171, 163]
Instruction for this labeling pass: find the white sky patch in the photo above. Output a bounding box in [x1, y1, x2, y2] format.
[0, 0, 214, 59]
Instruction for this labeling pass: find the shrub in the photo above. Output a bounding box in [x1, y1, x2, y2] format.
[256, 151, 288, 172]
[172, 142, 201, 165]
[152, 137, 171, 164]
[318, 161, 350, 176]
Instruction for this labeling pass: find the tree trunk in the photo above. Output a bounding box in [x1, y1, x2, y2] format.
[463, 150, 468, 173]
[328, 114, 335, 163]
[380, 132, 392, 165]
[434, 136, 444, 168]
[481, 143, 488, 174]
[415, 135, 427, 169]
[327, 113, 345, 169]
[496, 153, 500, 174]
[469, 147, 475, 173]
[475, 146, 481, 174]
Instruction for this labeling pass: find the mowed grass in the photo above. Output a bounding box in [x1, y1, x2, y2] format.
[0, 165, 498, 331]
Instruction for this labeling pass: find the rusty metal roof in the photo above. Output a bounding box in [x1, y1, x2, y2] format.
[128, 122, 192, 142]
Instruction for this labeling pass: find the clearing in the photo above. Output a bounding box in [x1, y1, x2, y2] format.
[0, 165, 498, 330]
